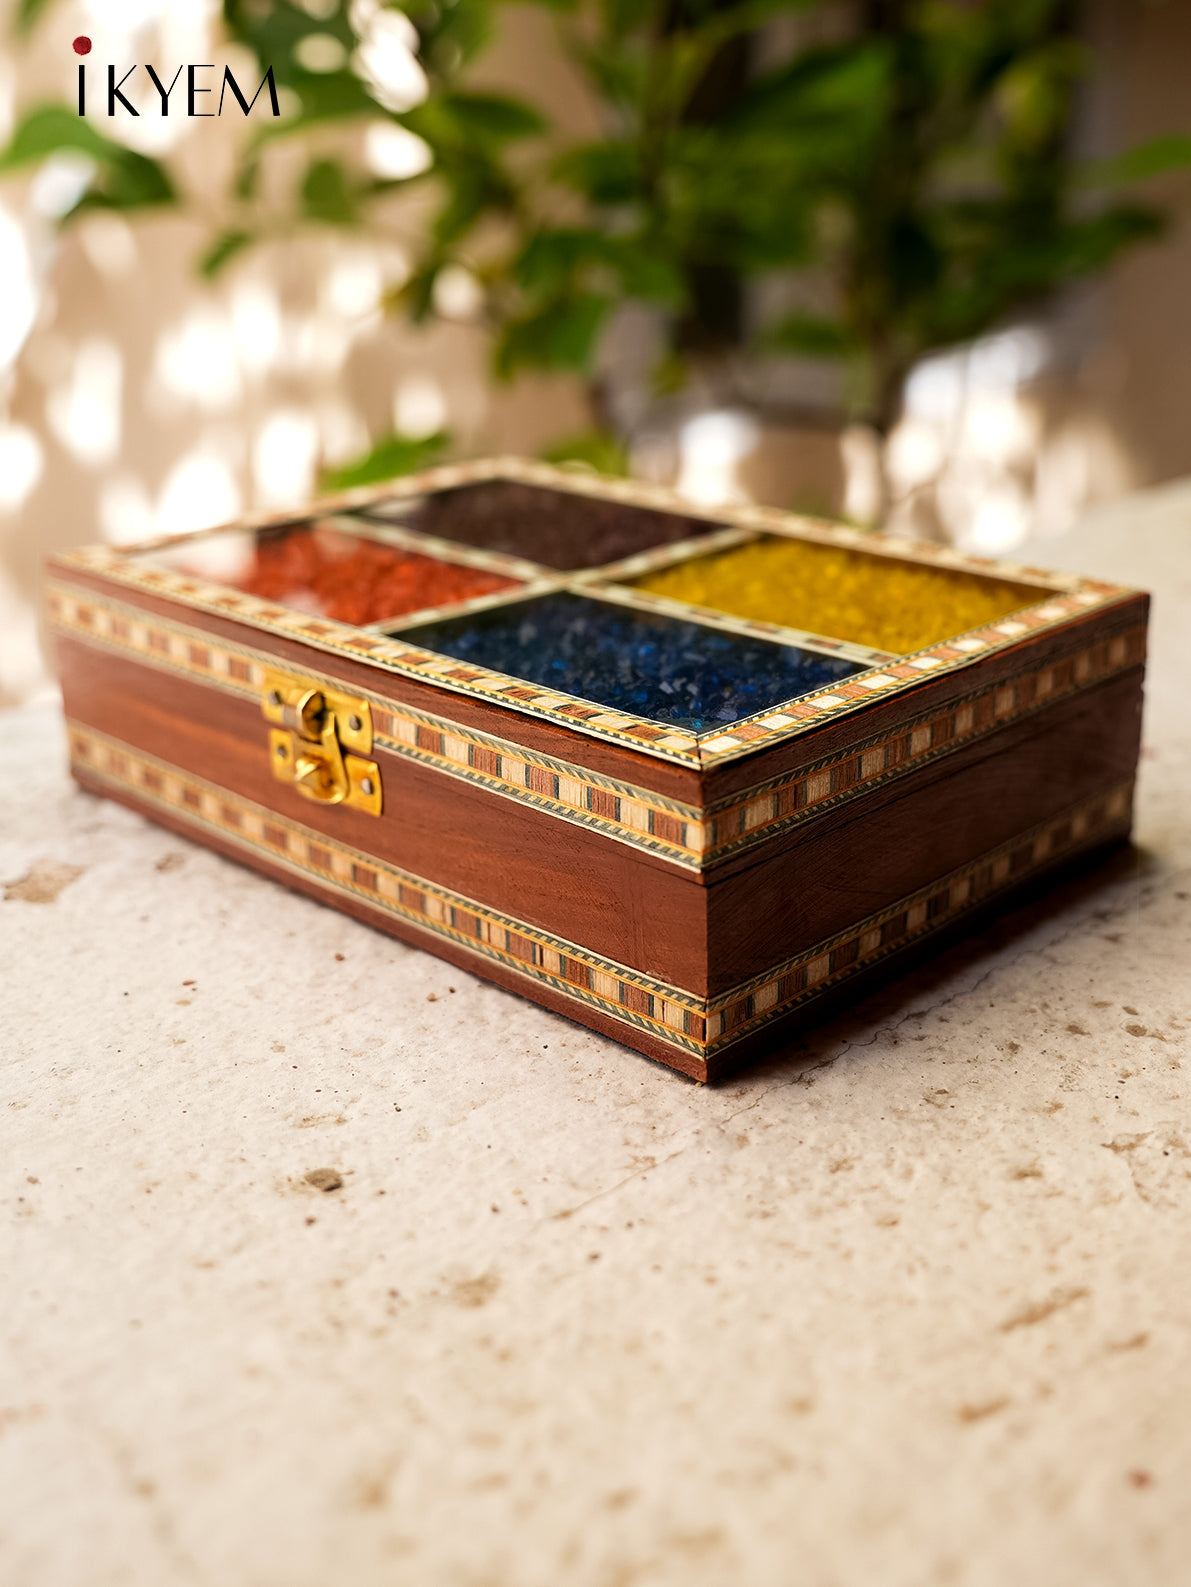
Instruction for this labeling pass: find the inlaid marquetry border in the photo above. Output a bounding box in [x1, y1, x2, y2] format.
[67, 723, 712, 1054]
[66, 722, 1133, 1063]
[701, 620, 1147, 862]
[700, 778, 1134, 1052]
[48, 583, 708, 866]
[52, 457, 1137, 770]
[583, 576, 894, 669]
[49, 583, 1147, 874]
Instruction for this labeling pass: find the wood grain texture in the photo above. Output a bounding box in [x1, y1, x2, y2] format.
[699, 829, 1132, 1082]
[48, 564, 704, 801]
[68, 764, 711, 1081]
[704, 667, 1144, 991]
[52, 556, 1147, 1076]
[48, 565, 1147, 816]
[55, 633, 1144, 1002]
[56, 634, 711, 992]
[66, 760, 1133, 1082]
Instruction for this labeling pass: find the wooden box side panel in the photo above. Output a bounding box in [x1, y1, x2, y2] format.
[65, 767, 712, 1082]
[46, 564, 705, 800]
[697, 604, 1148, 880]
[55, 634, 712, 995]
[699, 826, 1132, 1082]
[704, 664, 1144, 996]
[54, 642, 1141, 1084]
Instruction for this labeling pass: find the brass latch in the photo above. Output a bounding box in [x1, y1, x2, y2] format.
[262, 670, 382, 815]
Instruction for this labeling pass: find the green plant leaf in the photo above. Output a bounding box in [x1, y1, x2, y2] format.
[606, 238, 685, 305]
[71, 152, 176, 215]
[569, 40, 648, 112]
[390, 264, 441, 323]
[247, 71, 378, 147]
[301, 157, 357, 225]
[420, 0, 495, 73]
[0, 104, 177, 215]
[199, 229, 254, 278]
[763, 311, 856, 358]
[539, 430, 629, 475]
[431, 160, 513, 246]
[495, 293, 610, 377]
[222, 0, 356, 87]
[235, 157, 260, 201]
[16, 0, 56, 33]
[1081, 134, 1191, 188]
[439, 93, 547, 143]
[1054, 204, 1166, 275]
[0, 103, 120, 169]
[293, 71, 378, 121]
[552, 142, 639, 204]
[731, 42, 890, 134]
[321, 432, 448, 490]
[514, 227, 611, 295]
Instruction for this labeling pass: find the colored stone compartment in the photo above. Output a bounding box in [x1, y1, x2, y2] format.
[355, 480, 720, 571]
[630, 536, 1049, 656]
[149, 523, 520, 627]
[400, 592, 865, 731]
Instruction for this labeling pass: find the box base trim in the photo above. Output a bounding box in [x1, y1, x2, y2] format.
[66, 719, 1133, 1075]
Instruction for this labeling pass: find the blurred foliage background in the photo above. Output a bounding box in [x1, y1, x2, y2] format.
[1, 0, 1190, 701]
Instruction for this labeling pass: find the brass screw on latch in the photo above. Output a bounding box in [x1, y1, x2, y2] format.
[262, 671, 382, 815]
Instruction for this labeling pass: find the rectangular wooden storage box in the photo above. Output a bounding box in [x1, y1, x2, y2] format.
[48, 459, 1148, 1080]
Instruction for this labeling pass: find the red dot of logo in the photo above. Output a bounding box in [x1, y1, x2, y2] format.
[73, 35, 92, 55]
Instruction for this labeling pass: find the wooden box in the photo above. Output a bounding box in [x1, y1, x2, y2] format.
[48, 459, 1147, 1080]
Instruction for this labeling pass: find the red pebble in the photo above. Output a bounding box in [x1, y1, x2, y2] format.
[237, 526, 517, 626]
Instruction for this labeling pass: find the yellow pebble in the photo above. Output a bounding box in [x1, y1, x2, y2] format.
[632, 535, 1044, 656]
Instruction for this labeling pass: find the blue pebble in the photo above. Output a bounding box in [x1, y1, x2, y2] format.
[398, 593, 864, 733]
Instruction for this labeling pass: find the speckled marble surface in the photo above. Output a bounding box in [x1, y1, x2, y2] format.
[2, 484, 1189, 1587]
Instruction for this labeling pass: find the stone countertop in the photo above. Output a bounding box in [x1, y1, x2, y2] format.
[2, 483, 1189, 1587]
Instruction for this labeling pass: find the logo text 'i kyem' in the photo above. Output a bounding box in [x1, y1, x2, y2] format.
[73, 35, 280, 119]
